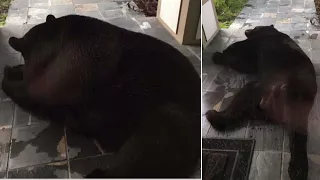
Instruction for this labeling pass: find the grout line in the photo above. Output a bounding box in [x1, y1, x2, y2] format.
[93, 139, 106, 154]
[250, 150, 285, 153]
[223, 37, 234, 50]
[244, 120, 251, 138]
[186, 46, 201, 60]
[64, 126, 71, 179]
[205, 79, 215, 92]
[97, 9, 104, 21]
[25, 7, 30, 25]
[8, 159, 69, 171]
[27, 113, 31, 126]
[5, 104, 16, 178]
[131, 17, 145, 33]
[203, 122, 211, 138]
[69, 153, 113, 162]
[202, 73, 208, 84]
[204, 74, 218, 92]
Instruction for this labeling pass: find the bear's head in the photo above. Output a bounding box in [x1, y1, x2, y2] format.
[260, 71, 317, 134]
[244, 25, 278, 38]
[8, 14, 58, 62]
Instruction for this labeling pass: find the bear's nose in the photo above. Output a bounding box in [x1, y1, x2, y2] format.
[245, 29, 252, 36]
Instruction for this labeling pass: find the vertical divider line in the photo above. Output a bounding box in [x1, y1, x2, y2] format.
[200, 2, 203, 178]
[280, 128, 286, 180]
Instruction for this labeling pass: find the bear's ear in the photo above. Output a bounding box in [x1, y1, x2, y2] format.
[270, 24, 274, 28]
[46, 14, 56, 22]
[9, 37, 24, 52]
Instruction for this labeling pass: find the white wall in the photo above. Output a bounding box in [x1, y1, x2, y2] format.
[159, 0, 182, 33]
[202, 0, 219, 41]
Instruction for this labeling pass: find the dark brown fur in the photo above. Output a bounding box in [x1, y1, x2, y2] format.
[2, 14, 200, 178]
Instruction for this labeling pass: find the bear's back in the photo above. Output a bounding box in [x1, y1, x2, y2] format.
[27, 15, 200, 113]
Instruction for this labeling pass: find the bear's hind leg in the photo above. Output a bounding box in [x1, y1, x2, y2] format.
[206, 81, 264, 132]
[288, 130, 308, 180]
[86, 103, 200, 178]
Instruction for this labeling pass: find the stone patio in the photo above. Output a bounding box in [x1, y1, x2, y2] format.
[0, 0, 201, 178]
[203, 0, 320, 179]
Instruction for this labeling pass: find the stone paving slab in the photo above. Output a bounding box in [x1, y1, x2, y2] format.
[51, 5, 76, 18]
[100, 8, 126, 19]
[0, 128, 12, 172]
[52, 0, 73, 6]
[13, 106, 44, 128]
[0, 101, 14, 128]
[66, 128, 104, 160]
[97, 2, 120, 11]
[27, 7, 52, 24]
[249, 151, 282, 180]
[5, 8, 28, 25]
[8, 162, 69, 178]
[9, 0, 29, 10]
[9, 123, 66, 169]
[70, 154, 116, 178]
[29, 0, 50, 8]
[76, 10, 103, 20]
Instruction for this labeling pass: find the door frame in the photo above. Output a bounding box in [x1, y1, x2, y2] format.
[157, 0, 201, 45]
[202, 0, 220, 49]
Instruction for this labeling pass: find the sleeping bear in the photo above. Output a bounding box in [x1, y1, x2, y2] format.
[2, 14, 200, 178]
[206, 25, 317, 180]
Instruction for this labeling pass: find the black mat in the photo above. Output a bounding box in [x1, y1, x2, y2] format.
[202, 139, 255, 180]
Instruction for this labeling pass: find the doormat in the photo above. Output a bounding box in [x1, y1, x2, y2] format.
[202, 139, 255, 180]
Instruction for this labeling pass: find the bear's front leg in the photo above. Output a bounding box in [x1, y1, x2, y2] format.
[4, 65, 24, 81]
[2, 65, 30, 107]
[206, 81, 263, 132]
[288, 131, 308, 180]
[205, 110, 243, 132]
[211, 40, 259, 74]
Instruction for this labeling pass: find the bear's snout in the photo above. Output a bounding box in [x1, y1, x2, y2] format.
[245, 29, 252, 37]
[8, 37, 23, 52]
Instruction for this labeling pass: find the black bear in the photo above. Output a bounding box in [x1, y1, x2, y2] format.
[2, 14, 201, 178]
[206, 25, 317, 180]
